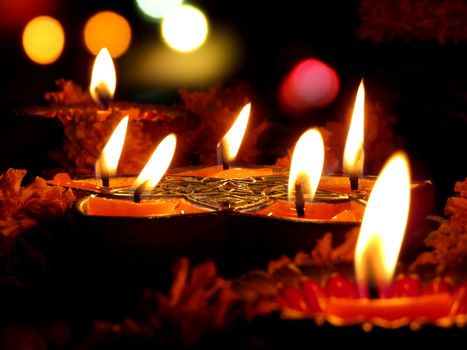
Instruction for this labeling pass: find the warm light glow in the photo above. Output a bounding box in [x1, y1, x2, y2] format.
[344, 80, 365, 176]
[136, 0, 183, 20]
[129, 29, 241, 86]
[134, 134, 177, 191]
[96, 116, 129, 178]
[287, 129, 325, 200]
[90, 48, 116, 106]
[161, 4, 208, 52]
[220, 103, 251, 162]
[84, 11, 132, 58]
[354, 152, 411, 288]
[22, 16, 65, 64]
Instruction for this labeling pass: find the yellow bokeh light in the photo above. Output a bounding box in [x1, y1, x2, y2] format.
[84, 11, 132, 58]
[22, 16, 65, 65]
[161, 5, 208, 52]
[136, 0, 184, 20]
[129, 29, 241, 86]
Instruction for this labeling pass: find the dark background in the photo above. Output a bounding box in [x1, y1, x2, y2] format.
[0, 2, 466, 347]
[0, 0, 466, 211]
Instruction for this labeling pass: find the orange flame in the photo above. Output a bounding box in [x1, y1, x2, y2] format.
[354, 152, 411, 289]
[90, 47, 116, 107]
[134, 134, 177, 192]
[95, 116, 129, 180]
[344, 80, 364, 176]
[220, 103, 251, 162]
[287, 129, 325, 201]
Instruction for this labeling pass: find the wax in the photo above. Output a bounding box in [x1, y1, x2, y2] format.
[278, 277, 460, 323]
[52, 173, 100, 191]
[322, 293, 453, 322]
[253, 200, 364, 221]
[85, 196, 208, 217]
[318, 176, 374, 194]
[51, 173, 135, 191]
[391, 276, 422, 297]
[174, 165, 274, 178]
[318, 175, 428, 194]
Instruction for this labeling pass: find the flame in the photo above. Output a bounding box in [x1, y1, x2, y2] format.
[287, 129, 324, 200]
[134, 134, 177, 191]
[220, 103, 251, 162]
[354, 152, 411, 288]
[344, 80, 364, 176]
[96, 116, 129, 178]
[90, 47, 116, 107]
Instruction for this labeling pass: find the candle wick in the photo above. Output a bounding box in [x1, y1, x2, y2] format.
[360, 265, 381, 299]
[349, 174, 359, 191]
[217, 142, 229, 170]
[101, 175, 109, 188]
[95, 86, 112, 110]
[100, 168, 110, 189]
[96, 158, 110, 188]
[133, 180, 150, 203]
[295, 181, 305, 218]
[368, 283, 379, 299]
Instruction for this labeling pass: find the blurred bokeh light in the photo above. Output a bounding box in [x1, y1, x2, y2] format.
[84, 11, 132, 58]
[0, 0, 58, 32]
[128, 29, 240, 87]
[22, 16, 65, 65]
[136, 0, 183, 21]
[280, 58, 340, 114]
[161, 5, 208, 52]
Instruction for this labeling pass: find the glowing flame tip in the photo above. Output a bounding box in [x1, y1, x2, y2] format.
[96, 116, 129, 178]
[90, 47, 116, 107]
[221, 103, 251, 162]
[134, 134, 177, 192]
[344, 80, 365, 176]
[287, 129, 325, 201]
[354, 152, 411, 288]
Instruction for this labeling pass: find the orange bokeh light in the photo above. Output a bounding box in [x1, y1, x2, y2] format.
[22, 16, 65, 64]
[84, 11, 132, 58]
